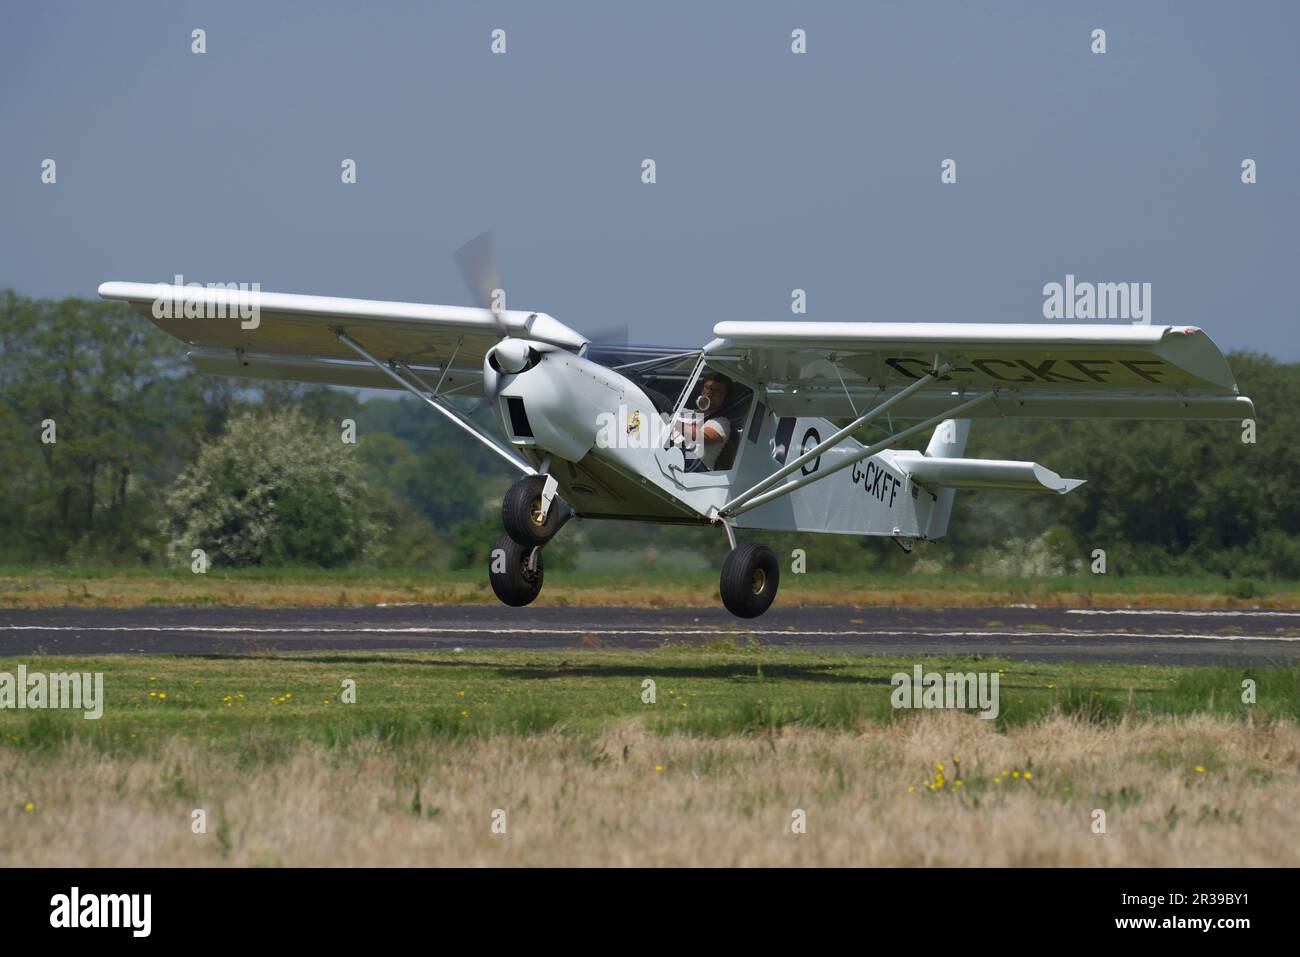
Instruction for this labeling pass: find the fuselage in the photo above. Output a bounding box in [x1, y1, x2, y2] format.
[485, 339, 945, 539]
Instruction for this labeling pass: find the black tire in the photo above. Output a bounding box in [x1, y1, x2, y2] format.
[502, 475, 562, 546]
[488, 533, 544, 607]
[719, 542, 780, 619]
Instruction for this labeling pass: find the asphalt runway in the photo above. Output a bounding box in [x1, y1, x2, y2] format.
[1, 605, 1299, 665]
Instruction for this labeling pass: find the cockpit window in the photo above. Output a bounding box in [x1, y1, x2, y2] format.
[584, 345, 701, 414]
[673, 364, 754, 471]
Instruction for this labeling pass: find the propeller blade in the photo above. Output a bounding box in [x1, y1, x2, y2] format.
[453, 231, 508, 414]
[453, 231, 507, 336]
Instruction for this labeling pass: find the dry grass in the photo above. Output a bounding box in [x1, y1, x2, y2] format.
[4, 712, 1296, 867]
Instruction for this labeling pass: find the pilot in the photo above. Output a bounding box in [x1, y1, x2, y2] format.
[677, 371, 731, 470]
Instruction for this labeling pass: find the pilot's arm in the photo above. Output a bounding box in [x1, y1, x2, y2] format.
[700, 416, 731, 469]
[675, 415, 723, 443]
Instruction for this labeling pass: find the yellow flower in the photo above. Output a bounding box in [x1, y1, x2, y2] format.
[936, 763, 945, 771]
[1024, 772, 1033, 780]
[907, 786, 916, 793]
[1194, 765, 1206, 774]
[457, 691, 465, 697]
[23, 802, 34, 812]
[954, 780, 964, 788]
[655, 765, 664, 772]
[1012, 771, 1020, 779]
[460, 709, 469, 717]
[148, 676, 157, 682]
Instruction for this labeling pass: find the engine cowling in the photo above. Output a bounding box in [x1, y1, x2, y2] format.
[487, 338, 540, 375]
[486, 344, 656, 464]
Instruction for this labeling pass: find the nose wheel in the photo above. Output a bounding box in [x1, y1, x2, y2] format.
[502, 474, 563, 546]
[719, 542, 780, 618]
[488, 532, 545, 607]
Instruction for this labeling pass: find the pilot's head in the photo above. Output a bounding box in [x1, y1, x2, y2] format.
[697, 372, 731, 416]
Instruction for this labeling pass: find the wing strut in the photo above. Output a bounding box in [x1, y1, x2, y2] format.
[720, 362, 952, 515]
[718, 388, 996, 519]
[334, 329, 536, 476]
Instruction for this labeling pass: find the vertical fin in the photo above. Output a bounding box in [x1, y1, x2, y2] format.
[923, 419, 969, 539]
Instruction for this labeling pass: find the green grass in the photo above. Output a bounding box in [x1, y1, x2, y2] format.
[1, 648, 1295, 760]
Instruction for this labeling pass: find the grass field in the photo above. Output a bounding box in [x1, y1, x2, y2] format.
[2, 564, 1297, 609]
[2, 647, 1297, 866]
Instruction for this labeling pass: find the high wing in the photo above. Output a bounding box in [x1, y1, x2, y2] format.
[706, 321, 1253, 420]
[98, 281, 589, 396]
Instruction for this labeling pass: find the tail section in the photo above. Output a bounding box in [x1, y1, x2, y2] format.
[921, 419, 969, 539]
[900, 418, 1085, 541]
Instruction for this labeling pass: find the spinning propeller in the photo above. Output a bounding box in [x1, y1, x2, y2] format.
[452, 231, 628, 413]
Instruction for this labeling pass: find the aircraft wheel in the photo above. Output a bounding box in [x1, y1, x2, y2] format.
[502, 475, 562, 546]
[488, 532, 544, 607]
[719, 542, 780, 619]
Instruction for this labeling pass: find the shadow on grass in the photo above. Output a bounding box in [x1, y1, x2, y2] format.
[179, 653, 891, 685]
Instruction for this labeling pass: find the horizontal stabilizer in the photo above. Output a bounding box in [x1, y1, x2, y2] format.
[894, 453, 1085, 495]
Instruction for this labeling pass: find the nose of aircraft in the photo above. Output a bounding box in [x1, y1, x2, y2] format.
[488, 338, 537, 374]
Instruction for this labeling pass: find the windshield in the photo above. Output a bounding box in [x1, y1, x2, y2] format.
[584, 345, 702, 414]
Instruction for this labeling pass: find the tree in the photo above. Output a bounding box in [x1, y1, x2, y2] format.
[159, 410, 375, 567]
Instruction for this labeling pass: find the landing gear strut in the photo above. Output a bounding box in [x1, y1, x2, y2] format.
[488, 532, 545, 607]
[719, 542, 780, 618]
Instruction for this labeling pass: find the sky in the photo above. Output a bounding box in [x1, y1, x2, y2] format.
[1, 1, 1297, 357]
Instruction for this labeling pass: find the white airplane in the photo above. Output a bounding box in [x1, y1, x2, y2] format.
[100, 257, 1253, 619]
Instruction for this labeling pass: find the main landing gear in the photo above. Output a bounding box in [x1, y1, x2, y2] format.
[719, 542, 780, 618]
[487, 474, 781, 619]
[489, 474, 566, 607]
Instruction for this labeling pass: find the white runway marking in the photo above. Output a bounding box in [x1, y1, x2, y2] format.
[1067, 608, 1300, 618]
[2, 625, 1298, 642]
